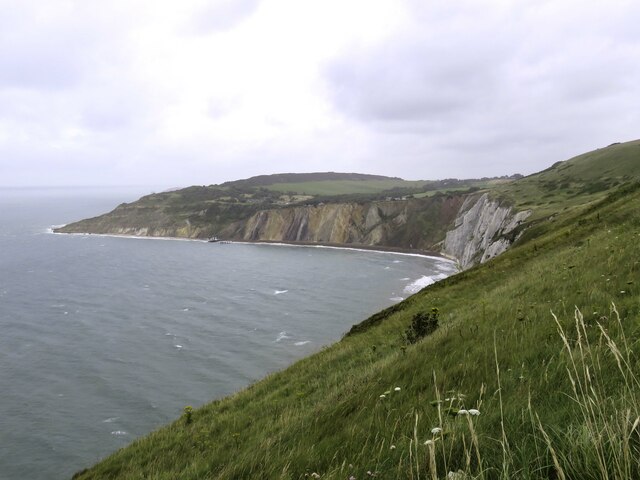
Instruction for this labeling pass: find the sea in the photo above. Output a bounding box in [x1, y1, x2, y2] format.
[0, 187, 456, 479]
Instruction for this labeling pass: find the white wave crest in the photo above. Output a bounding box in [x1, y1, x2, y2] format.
[274, 289, 288, 295]
[403, 273, 448, 294]
[275, 331, 291, 342]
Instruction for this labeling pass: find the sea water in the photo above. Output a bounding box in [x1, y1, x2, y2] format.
[0, 187, 456, 479]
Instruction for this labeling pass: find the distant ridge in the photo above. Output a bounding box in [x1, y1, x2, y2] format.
[222, 172, 401, 188]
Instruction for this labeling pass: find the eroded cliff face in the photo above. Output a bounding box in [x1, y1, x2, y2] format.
[441, 193, 531, 269]
[238, 196, 465, 252]
[243, 203, 381, 244]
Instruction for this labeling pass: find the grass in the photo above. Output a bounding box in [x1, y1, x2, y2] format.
[265, 179, 512, 197]
[73, 152, 640, 478]
[264, 179, 428, 196]
[492, 139, 640, 220]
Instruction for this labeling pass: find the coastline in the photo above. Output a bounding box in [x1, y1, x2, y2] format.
[50, 228, 458, 265]
[236, 239, 456, 264]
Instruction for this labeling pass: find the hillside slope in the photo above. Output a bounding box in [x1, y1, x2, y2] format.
[73, 145, 640, 479]
[494, 139, 640, 218]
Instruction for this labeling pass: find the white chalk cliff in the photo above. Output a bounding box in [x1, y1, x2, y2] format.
[442, 193, 531, 269]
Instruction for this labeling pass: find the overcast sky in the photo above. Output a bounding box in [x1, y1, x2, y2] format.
[1, 0, 639, 187]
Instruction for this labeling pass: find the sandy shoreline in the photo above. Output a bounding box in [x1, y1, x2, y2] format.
[51, 228, 457, 265]
[237, 239, 455, 263]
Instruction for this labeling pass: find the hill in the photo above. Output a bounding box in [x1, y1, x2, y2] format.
[494, 139, 640, 218]
[71, 142, 640, 479]
[222, 172, 513, 196]
[222, 172, 404, 189]
[54, 172, 521, 263]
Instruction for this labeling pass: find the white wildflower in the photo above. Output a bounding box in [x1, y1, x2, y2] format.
[457, 409, 469, 416]
[468, 409, 480, 416]
[424, 440, 434, 445]
[431, 427, 442, 435]
[394, 387, 401, 392]
[390, 445, 396, 450]
[379, 394, 386, 399]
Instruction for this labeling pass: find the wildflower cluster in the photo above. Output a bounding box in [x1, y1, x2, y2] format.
[378, 386, 402, 399]
[457, 409, 480, 416]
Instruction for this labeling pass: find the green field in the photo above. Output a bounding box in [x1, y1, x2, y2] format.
[73, 143, 640, 479]
[264, 178, 512, 197]
[264, 179, 428, 196]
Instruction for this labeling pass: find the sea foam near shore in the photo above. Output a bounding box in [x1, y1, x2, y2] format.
[403, 273, 450, 294]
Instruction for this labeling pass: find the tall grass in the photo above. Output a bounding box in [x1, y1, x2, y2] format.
[396, 305, 640, 480]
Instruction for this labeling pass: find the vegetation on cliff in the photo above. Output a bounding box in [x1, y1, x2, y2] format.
[72, 141, 640, 479]
[54, 172, 516, 249]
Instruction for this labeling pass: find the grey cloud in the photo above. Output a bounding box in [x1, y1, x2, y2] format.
[323, 1, 640, 177]
[192, 0, 261, 33]
[0, 34, 88, 91]
[207, 95, 240, 119]
[81, 106, 132, 132]
[325, 28, 510, 126]
[79, 85, 149, 132]
[0, 9, 97, 91]
[1, 0, 639, 188]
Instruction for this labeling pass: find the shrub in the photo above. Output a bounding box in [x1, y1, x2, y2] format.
[404, 308, 439, 344]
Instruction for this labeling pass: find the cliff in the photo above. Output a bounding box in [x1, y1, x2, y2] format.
[238, 194, 531, 268]
[238, 196, 462, 250]
[57, 192, 532, 269]
[441, 193, 531, 269]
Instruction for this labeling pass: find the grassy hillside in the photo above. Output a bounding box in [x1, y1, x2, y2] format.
[494, 139, 640, 219]
[73, 145, 640, 479]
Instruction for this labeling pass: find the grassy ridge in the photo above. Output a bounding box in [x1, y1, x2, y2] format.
[264, 179, 427, 196]
[74, 146, 640, 479]
[494, 139, 640, 219]
[264, 179, 510, 197]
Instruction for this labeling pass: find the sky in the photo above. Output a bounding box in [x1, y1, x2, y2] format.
[1, 0, 639, 188]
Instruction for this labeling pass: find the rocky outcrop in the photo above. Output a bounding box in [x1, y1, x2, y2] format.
[441, 193, 531, 269]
